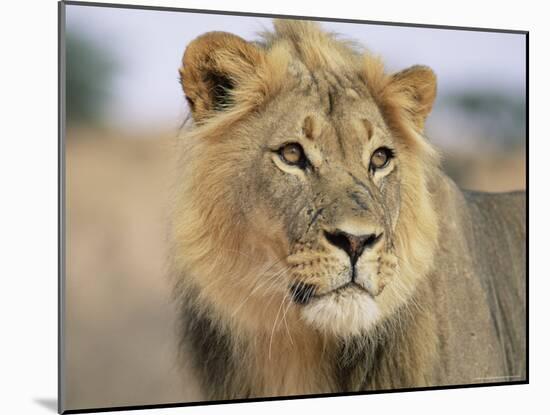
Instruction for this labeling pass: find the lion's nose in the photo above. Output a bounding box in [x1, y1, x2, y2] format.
[323, 230, 383, 265]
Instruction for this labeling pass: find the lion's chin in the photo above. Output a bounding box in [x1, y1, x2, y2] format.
[300, 286, 381, 337]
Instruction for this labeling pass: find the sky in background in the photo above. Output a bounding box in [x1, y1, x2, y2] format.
[66, 4, 526, 143]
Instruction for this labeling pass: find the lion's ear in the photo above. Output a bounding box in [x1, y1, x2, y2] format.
[383, 65, 437, 132]
[179, 32, 265, 122]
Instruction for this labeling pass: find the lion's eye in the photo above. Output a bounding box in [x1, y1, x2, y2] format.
[280, 143, 307, 167]
[370, 147, 394, 171]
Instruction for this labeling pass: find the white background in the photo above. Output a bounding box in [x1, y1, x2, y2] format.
[0, 0, 544, 414]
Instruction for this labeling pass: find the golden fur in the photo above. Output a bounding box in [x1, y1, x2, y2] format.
[170, 20, 525, 399]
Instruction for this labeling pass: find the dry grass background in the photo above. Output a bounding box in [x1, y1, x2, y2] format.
[64, 128, 525, 410]
[65, 129, 202, 410]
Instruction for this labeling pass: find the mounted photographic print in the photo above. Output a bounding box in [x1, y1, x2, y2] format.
[59, 1, 528, 413]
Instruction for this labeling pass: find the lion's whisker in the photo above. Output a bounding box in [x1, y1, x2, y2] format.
[231, 265, 291, 319]
[268, 291, 288, 360]
[281, 292, 295, 346]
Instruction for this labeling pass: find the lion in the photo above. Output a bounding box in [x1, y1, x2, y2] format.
[170, 20, 526, 400]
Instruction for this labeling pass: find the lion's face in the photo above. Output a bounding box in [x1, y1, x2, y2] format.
[237, 74, 402, 334]
[176, 22, 439, 337]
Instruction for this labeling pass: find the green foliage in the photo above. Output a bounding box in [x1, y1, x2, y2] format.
[451, 91, 524, 122]
[66, 30, 116, 125]
[444, 90, 526, 147]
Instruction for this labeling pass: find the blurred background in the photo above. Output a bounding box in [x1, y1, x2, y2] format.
[63, 3, 526, 411]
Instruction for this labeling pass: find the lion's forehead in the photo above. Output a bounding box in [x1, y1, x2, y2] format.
[288, 65, 379, 114]
[273, 68, 390, 151]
